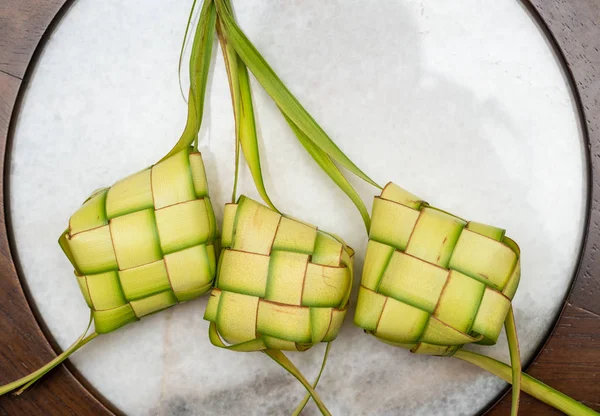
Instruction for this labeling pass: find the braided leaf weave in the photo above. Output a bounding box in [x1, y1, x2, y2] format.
[59, 148, 217, 334]
[354, 182, 520, 356]
[204, 196, 353, 351]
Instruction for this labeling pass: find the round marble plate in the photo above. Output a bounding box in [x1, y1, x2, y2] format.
[9, 0, 586, 415]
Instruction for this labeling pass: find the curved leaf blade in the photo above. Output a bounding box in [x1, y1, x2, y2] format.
[162, 0, 216, 162]
[215, 0, 380, 189]
[284, 113, 371, 232]
[217, 16, 278, 211]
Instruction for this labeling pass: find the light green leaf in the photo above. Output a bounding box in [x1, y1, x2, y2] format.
[162, 0, 216, 161]
[454, 350, 597, 416]
[214, 0, 380, 189]
[264, 349, 332, 416]
[505, 306, 522, 416]
[177, 0, 198, 102]
[292, 342, 332, 416]
[208, 322, 267, 352]
[216, 17, 242, 202]
[0, 314, 97, 396]
[285, 113, 371, 232]
[209, 322, 332, 415]
[217, 14, 278, 211]
[237, 58, 278, 211]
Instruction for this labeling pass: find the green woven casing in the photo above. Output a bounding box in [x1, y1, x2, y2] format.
[59, 148, 217, 334]
[354, 182, 520, 356]
[204, 196, 353, 351]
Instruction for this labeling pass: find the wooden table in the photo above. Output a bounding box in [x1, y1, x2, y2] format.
[0, 0, 598, 414]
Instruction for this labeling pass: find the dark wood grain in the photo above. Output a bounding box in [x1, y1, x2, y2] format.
[0, 0, 67, 79]
[0, 0, 598, 415]
[531, 0, 600, 317]
[491, 304, 600, 415]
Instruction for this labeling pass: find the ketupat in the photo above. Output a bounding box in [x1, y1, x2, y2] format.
[206, 197, 352, 351]
[204, 197, 353, 415]
[60, 147, 217, 335]
[354, 183, 597, 416]
[355, 181, 520, 351]
[0, 147, 218, 396]
[355, 182, 522, 413]
[200, 1, 353, 413]
[0, 0, 218, 397]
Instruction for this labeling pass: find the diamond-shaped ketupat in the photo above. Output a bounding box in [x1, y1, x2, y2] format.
[204, 196, 353, 351]
[60, 148, 218, 334]
[355, 182, 520, 355]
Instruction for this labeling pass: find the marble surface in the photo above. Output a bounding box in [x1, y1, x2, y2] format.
[9, 0, 586, 415]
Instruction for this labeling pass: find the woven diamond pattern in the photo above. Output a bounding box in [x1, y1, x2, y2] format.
[204, 196, 353, 351]
[60, 149, 217, 334]
[354, 182, 520, 356]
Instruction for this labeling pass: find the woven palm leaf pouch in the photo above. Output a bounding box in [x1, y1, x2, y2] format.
[193, 1, 358, 413]
[60, 148, 217, 335]
[355, 181, 520, 353]
[204, 197, 353, 415]
[205, 196, 352, 352]
[353, 183, 599, 416]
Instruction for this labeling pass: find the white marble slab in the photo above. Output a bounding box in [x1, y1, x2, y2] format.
[9, 0, 586, 415]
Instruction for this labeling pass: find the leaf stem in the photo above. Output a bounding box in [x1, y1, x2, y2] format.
[453, 349, 599, 416]
[161, 0, 216, 162]
[214, 0, 380, 190]
[177, 0, 198, 102]
[264, 349, 332, 416]
[292, 342, 332, 416]
[216, 5, 278, 210]
[216, 15, 242, 203]
[284, 113, 371, 232]
[0, 328, 97, 396]
[209, 323, 332, 414]
[504, 306, 521, 416]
